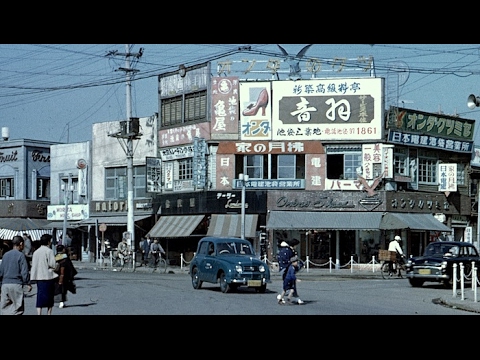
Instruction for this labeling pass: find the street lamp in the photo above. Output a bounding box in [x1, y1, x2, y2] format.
[238, 173, 249, 239]
[61, 174, 73, 253]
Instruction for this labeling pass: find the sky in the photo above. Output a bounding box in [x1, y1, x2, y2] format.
[1, 44, 480, 145]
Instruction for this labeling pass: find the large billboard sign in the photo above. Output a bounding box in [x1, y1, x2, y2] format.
[270, 77, 384, 141]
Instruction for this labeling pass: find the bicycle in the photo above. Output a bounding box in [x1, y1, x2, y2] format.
[380, 259, 406, 279]
[149, 253, 167, 273]
[111, 249, 133, 269]
[378, 250, 405, 279]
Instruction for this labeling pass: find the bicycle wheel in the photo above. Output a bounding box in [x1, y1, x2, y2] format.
[397, 263, 404, 279]
[381, 261, 391, 279]
[158, 258, 167, 273]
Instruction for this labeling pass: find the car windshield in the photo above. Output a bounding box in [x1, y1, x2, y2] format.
[217, 242, 253, 255]
[424, 243, 452, 257]
[424, 243, 473, 257]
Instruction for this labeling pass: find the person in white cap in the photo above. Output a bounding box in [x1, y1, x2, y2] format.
[387, 235, 405, 276]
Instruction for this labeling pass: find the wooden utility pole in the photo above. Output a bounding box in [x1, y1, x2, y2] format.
[107, 44, 143, 270]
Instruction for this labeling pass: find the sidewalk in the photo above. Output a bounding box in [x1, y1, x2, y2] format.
[72, 260, 480, 314]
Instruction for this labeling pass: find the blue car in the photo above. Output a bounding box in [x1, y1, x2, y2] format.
[189, 236, 271, 293]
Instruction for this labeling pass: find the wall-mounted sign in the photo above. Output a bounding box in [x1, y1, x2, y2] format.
[387, 106, 475, 141]
[387, 129, 473, 153]
[146, 157, 162, 193]
[438, 163, 457, 192]
[271, 77, 384, 141]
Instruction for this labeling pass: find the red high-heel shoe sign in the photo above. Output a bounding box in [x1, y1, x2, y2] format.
[240, 82, 272, 140]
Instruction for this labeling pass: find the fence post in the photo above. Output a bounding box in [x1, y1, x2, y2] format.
[181, 253, 184, 270]
[452, 263, 458, 297]
[329, 257, 332, 273]
[474, 267, 478, 303]
[460, 262, 465, 301]
[373, 256, 376, 272]
[350, 255, 354, 273]
[473, 261, 476, 292]
[306, 255, 309, 273]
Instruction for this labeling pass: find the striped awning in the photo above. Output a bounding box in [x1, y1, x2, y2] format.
[206, 214, 258, 238]
[0, 217, 52, 241]
[147, 215, 205, 238]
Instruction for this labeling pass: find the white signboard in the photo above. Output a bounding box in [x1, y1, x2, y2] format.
[271, 77, 384, 141]
[438, 163, 457, 192]
[465, 226, 472, 243]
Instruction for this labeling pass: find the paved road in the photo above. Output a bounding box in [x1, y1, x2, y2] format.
[17, 265, 480, 315]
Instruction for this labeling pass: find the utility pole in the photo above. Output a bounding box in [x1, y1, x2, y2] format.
[107, 44, 143, 270]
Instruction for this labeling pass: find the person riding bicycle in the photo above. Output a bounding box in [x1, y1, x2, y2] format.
[149, 238, 165, 268]
[388, 235, 405, 277]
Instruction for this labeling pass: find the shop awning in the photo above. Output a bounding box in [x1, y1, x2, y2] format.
[43, 221, 83, 229]
[206, 214, 258, 238]
[266, 211, 383, 230]
[147, 215, 205, 238]
[379, 213, 452, 232]
[78, 215, 151, 226]
[0, 217, 52, 241]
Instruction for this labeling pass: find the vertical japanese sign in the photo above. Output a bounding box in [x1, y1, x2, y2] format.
[211, 77, 239, 137]
[164, 162, 173, 190]
[465, 226, 472, 243]
[362, 143, 382, 180]
[239, 82, 272, 140]
[438, 163, 457, 192]
[382, 144, 394, 179]
[193, 137, 207, 188]
[146, 157, 162, 193]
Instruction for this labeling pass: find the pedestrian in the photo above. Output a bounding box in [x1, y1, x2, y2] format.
[277, 255, 304, 305]
[141, 235, 152, 266]
[30, 233, 58, 315]
[117, 236, 129, 266]
[22, 233, 33, 264]
[277, 240, 296, 274]
[0, 235, 32, 315]
[149, 238, 165, 268]
[54, 245, 78, 309]
[276, 239, 302, 296]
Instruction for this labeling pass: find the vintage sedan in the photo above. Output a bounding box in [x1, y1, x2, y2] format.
[405, 241, 480, 288]
[189, 236, 271, 293]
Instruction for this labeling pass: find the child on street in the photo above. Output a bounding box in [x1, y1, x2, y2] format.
[277, 255, 304, 305]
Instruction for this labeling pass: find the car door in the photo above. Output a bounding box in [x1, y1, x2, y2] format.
[199, 241, 217, 283]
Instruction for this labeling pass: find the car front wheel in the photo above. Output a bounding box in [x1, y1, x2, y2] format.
[219, 272, 231, 293]
[408, 278, 424, 287]
[191, 267, 203, 290]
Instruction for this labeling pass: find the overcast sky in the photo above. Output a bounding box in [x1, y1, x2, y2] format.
[1, 44, 480, 144]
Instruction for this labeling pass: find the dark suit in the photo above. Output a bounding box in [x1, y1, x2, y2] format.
[141, 238, 151, 265]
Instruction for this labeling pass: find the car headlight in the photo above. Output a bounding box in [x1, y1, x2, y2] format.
[235, 265, 243, 273]
[441, 261, 448, 269]
[259, 265, 266, 272]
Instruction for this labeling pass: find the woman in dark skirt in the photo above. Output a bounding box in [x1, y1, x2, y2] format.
[30, 234, 58, 315]
[36, 280, 55, 308]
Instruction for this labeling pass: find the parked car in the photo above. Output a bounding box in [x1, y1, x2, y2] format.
[189, 236, 271, 293]
[405, 241, 480, 288]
